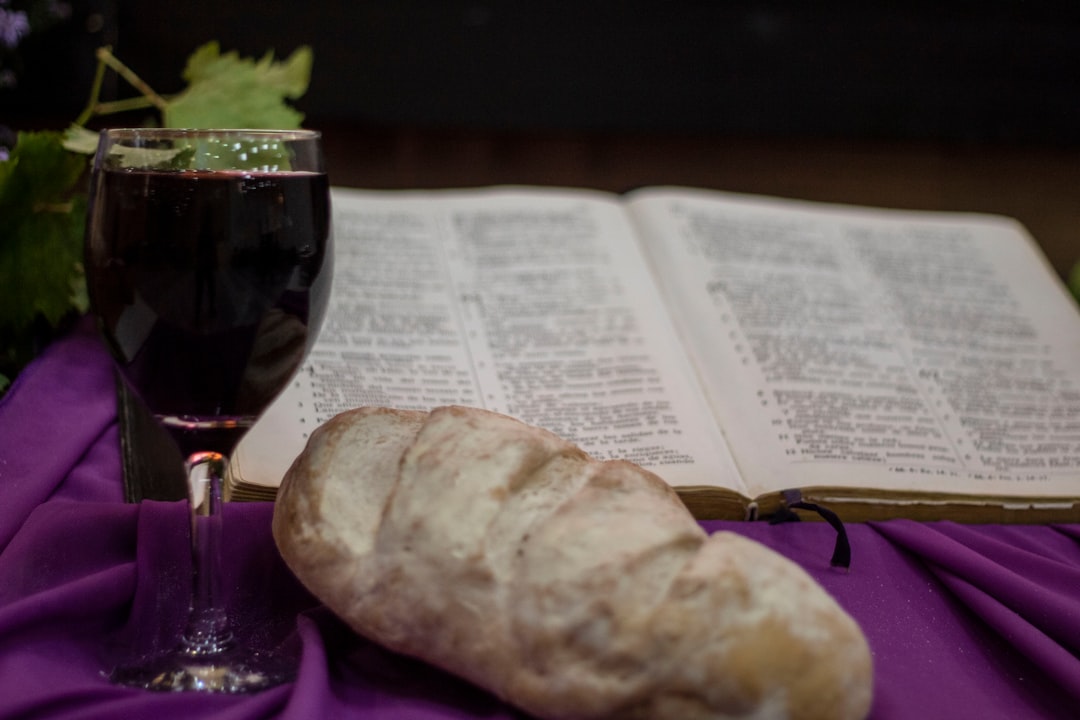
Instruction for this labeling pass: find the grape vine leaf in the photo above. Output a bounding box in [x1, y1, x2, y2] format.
[61, 125, 101, 155]
[164, 42, 313, 129]
[0, 131, 87, 216]
[0, 131, 88, 386]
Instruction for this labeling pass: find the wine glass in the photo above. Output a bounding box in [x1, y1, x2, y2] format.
[84, 128, 333, 692]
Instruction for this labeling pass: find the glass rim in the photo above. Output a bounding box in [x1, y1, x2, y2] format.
[100, 128, 322, 141]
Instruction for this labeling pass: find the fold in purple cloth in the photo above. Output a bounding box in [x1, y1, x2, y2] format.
[1, 319, 1078, 719]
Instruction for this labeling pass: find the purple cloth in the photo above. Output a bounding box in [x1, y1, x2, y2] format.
[1, 318, 1078, 719]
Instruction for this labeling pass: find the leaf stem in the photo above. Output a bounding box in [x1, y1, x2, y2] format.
[97, 46, 169, 112]
[92, 96, 161, 116]
[75, 46, 169, 127]
[73, 46, 108, 126]
[32, 201, 75, 213]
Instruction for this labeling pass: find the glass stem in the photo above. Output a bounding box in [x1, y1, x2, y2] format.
[181, 451, 233, 657]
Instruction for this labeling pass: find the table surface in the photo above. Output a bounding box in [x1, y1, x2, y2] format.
[2, 130, 1079, 719]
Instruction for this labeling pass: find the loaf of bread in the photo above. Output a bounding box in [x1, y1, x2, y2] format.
[272, 405, 873, 720]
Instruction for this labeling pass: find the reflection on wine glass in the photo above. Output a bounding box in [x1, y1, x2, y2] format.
[84, 128, 333, 692]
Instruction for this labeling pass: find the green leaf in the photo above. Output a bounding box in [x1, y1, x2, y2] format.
[62, 124, 103, 156]
[101, 143, 193, 171]
[0, 131, 88, 215]
[2, 204, 86, 328]
[0, 194, 87, 332]
[0, 131, 88, 338]
[163, 42, 313, 129]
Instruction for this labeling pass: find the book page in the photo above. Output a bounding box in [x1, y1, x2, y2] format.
[627, 187, 1080, 501]
[231, 187, 743, 494]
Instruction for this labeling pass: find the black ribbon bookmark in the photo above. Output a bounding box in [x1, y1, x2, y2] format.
[769, 489, 852, 570]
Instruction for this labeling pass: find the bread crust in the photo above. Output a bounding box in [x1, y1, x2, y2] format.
[273, 405, 873, 720]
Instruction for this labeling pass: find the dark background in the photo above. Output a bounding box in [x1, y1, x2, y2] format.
[4, 1, 1079, 275]
[7, 1, 1080, 142]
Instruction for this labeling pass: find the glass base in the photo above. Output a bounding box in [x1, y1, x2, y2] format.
[110, 648, 294, 693]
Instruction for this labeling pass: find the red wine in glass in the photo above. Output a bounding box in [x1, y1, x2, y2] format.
[85, 129, 332, 692]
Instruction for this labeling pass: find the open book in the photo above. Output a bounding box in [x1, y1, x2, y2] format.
[227, 186, 1080, 522]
